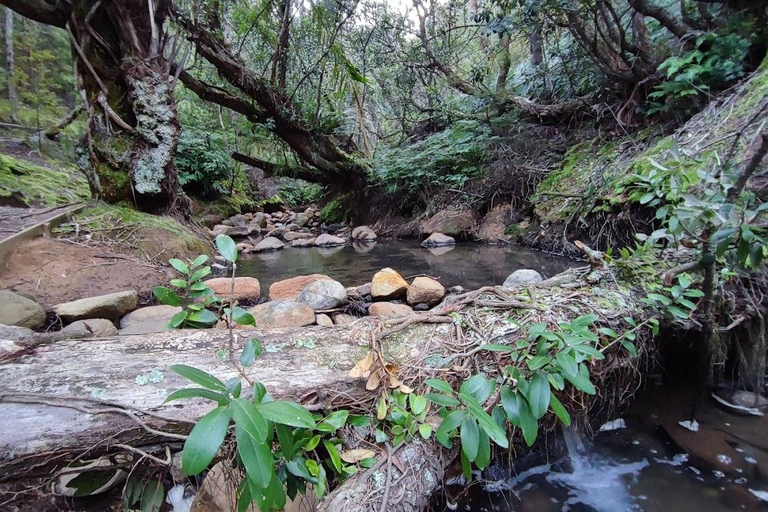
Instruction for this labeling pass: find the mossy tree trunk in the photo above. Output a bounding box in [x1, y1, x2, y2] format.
[1, 0, 187, 215]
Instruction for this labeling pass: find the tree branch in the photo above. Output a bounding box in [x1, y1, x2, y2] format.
[0, 0, 70, 28]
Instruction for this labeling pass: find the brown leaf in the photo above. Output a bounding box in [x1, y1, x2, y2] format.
[388, 374, 403, 389]
[384, 363, 400, 375]
[366, 370, 381, 390]
[340, 449, 376, 464]
[398, 384, 414, 394]
[349, 352, 374, 378]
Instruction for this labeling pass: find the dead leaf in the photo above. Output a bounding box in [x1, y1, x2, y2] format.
[384, 363, 400, 375]
[366, 370, 381, 390]
[340, 449, 376, 464]
[398, 384, 414, 394]
[388, 374, 403, 389]
[349, 352, 374, 378]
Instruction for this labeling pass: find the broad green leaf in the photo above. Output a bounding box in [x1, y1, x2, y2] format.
[232, 307, 255, 326]
[425, 393, 460, 407]
[464, 397, 508, 449]
[140, 479, 165, 512]
[564, 365, 597, 395]
[235, 424, 273, 488]
[187, 309, 218, 325]
[257, 400, 316, 429]
[460, 416, 480, 462]
[305, 434, 321, 451]
[275, 424, 295, 459]
[182, 406, 231, 475]
[435, 410, 467, 448]
[621, 340, 638, 357]
[67, 469, 121, 497]
[555, 351, 578, 377]
[460, 375, 494, 403]
[189, 266, 212, 283]
[170, 279, 187, 288]
[321, 410, 349, 430]
[231, 398, 269, 443]
[170, 310, 188, 328]
[549, 394, 571, 426]
[548, 373, 565, 391]
[572, 344, 606, 360]
[409, 395, 428, 416]
[169, 258, 189, 274]
[189, 282, 209, 292]
[153, 286, 182, 307]
[419, 423, 432, 439]
[597, 327, 618, 338]
[460, 447, 471, 480]
[525, 372, 551, 420]
[164, 388, 230, 406]
[501, 387, 537, 446]
[667, 306, 691, 319]
[475, 428, 491, 470]
[216, 234, 238, 263]
[192, 254, 210, 267]
[240, 338, 262, 367]
[527, 355, 550, 371]
[171, 365, 227, 392]
[323, 440, 343, 473]
[425, 378, 453, 393]
[226, 378, 242, 398]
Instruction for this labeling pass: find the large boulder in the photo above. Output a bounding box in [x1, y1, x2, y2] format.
[406, 277, 445, 306]
[248, 301, 316, 329]
[420, 233, 456, 247]
[252, 237, 285, 252]
[269, 274, 333, 301]
[503, 269, 544, 287]
[204, 277, 261, 301]
[298, 279, 348, 310]
[54, 290, 138, 322]
[421, 209, 478, 239]
[119, 305, 181, 334]
[251, 213, 267, 228]
[315, 234, 346, 247]
[351, 226, 377, 241]
[61, 319, 118, 338]
[371, 268, 409, 300]
[0, 290, 46, 329]
[229, 214, 248, 227]
[369, 302, 414, 317]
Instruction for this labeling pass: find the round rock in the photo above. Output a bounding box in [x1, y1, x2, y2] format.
[298, 279, 348, 310]
[406, 277, 445, 306]
[248, 301, 316, 329]
[54, 290, 138, 322]
[0, 290, 46, 329]
[369, 302, 414, 317]
[503, 269, 543, 287]
[204, 277, 261, 301]
[371, 268, 409, 300]
[269, 274, 332, 301]
[62, 318, 118, 337]
[421, 232, 456, 247]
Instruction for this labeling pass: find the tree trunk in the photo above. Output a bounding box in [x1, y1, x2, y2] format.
[4, 7, 17, 118]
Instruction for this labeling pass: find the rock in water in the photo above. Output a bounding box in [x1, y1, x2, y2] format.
[54, 290, 138, 322]
[369, 302, 414, 317]
[204, 277, 261, 301]
[503, 269, 543, 286]
[269, 274, 333, 301]
[421, 232, 456, 247]
[314, 233, 346, 246]
[248, 301, 316, 329]
[0, 290, 46, 329]
[407, 277, 445, 306]
[252, 237, 285, 252]
[298, 279, 348, 310]
[290, 238, 316, 247]
[284, 231, 314, 242]
[61, 319, 118, 337]
[371, 268, 409, 300]
[351, 226, 377, 241]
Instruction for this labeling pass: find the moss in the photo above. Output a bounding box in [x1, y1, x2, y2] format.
[0, 153, 90, 207]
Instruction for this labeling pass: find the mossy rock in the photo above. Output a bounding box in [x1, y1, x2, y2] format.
[0, 153, 90, 207]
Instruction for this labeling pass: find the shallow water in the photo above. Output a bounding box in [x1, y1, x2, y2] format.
[236, 241, 577, 290]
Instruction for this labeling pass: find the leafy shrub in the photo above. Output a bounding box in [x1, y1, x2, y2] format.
[277, 180, 323, 208]
[175, 129, 232, 198]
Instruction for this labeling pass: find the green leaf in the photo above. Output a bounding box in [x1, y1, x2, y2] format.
[409, 395, 428, 416]
[192, 254, 210, 267]
[187, 309, 218, 325]
[667, 306, 691, 319]
[501, 386, 537, 446]
[360, 457, 377, 468]
[67, 469, 121, 497]
[348, 415, 371, 428]
[597, 327, 618, 338]
[182, 406, 231, 475]
[418, 423, 432, 439]
[525, 372, 551, 420]
[189, 266, 212, 283]
[572, 344, 606, 360]
[621, 340, 638, 357]
[435, 410, 467, 448]
[257, 400, 316, 429]
[475, 428, 491, 470]
[231, 398, 269, 443]
[425, 393, 460, 407]
[171, 365, 227, 392]
[170, 278, 187, 288]
[425, 378, 453, 393]
[226, 378, 242, 398]
[549, 394, 571, 426]
[459, 375, 494, 403]
[564, 365, 597, 395]
[232, 307, 255, 326]
[190, 282, 210, 292]
[140, 479, 165, 512]
[460, 416, 480, 462]
[170, 310, 188, 328]
[555, 351, 578, 377]
[321, 410, 349, 430]
[305, 434, 321, 451]
[216, 234, 238, 263]
[464, 396, 508, 449]
[323, 440, 343, 473]
[235, 424, 274, 488]
[639, 192, 656, 205]
[153, 286, 183, 307]
[169, 258, 190, 274]
[164, 388, 230, 406]
[240, 338, 262, 367]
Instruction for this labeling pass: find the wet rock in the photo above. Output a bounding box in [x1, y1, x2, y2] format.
[503, 269, 543, 286]
[732, 391, 768, 409]
[333, 313, 357, 325]
[269, 274, 333, 301]
[0, 290, 46, 329]
[252, 237, 285, 252]
[119, 305, 180, 334]
[315, 233, 346, 246]
[265, 227, 285, 238]
[298, 279, 348, 310]
[426, 245, 455, 256]
[227, 225, 258, 237]
[284, 223, 300, 232]
[316, 314, 334, 327]
[421, 209, 478, 239]
[236, 243, 255, 253]
[290, 238, 316, 247]
[204, 277, 261, 301]
[351, 226, 377, 241]
[295, 213, 310, 227]
[284, 231, 314, 242]
[352, 241, 377, 253]
[371, 268, 409, 300]
[229, 214, 248, 227]
[61, 318, 117, 337]
[407, 277, 445, 306]
[248, 300, 315, 329]
[55, 290, 138, 322]
[369, 302, 414, 317]
[663, 421, 741, 475]
[421, 232, 456, 247]
[251, 213, 267, 228]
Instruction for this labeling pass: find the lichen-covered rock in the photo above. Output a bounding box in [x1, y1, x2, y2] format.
[269, 274, 333, 301]
[351, 226, 377, 241]
[421, 232, 456, 247]
[369, 302, 414, 317]
[204, 277, 261, 301]
[252, 237, 285, 252]
[248, 301, 315, 329]
[55, 290, 138, 322]
[316, 314, 334, 327]
[503, 269, 544, 286]
[295, 213, 310, 227]
[61, 319, 117, 337]
[119, 305, 180, 335]
[371, 268, 409, 300]
[315, 234, 346, 246]
[298, 279, 348, 310]
[421, 209, 478, 239]
[406, 277, 445, 306]
[0, 290, 46, 329]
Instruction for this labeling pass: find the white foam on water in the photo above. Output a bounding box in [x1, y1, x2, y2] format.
[679, 419, 699, 432]
[749, 489, 768, 502]
[599, 418, 627, 432]
[654, 453, 689, 466]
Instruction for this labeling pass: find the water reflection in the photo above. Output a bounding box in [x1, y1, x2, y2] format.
[237, 240, 577, 290]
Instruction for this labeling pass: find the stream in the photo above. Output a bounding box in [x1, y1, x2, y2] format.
[236, 241, 577, 290]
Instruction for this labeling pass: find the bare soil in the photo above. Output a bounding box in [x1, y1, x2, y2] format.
[0, 237, 171, 307]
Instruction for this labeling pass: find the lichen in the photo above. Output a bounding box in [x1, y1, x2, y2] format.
[134, 369, 165, 386]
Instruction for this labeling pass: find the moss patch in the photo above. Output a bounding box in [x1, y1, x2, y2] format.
[0, 153, 90, 207]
